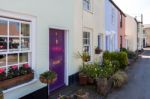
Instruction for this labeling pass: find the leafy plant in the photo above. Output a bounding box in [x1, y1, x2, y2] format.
[118, 52, 128, 69]
[100, 60, 115, 78]
[103, 51, 111, 61]
[120, 48, 128, 53]
[0, 68, 6, 81]
[40, 70, 56, 81]
[19, 64, 33, 75]
[7, 65, 19, 79]
[111, 60, 120, 72]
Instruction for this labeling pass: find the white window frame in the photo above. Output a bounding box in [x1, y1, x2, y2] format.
[98, 33, 104, 50]
[0, 10, 36, 84]
[0, 17, 32, 75]
[83, 0, 92, 12]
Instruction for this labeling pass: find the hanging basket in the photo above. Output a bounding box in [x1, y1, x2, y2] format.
[39, 76, 57, 84]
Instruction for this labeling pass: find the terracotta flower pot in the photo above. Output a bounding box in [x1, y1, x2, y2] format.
[0, 73, 34, 89]
[79, 73, 88, 85]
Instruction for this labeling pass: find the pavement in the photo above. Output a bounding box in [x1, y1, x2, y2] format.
[107, 48, 150, 99]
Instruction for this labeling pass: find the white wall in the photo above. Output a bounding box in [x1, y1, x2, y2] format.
[71, 0, 105, 75]
[0, 0, 75, 98]
[125, 15, 138, 52]
[0, 0, 105, 98]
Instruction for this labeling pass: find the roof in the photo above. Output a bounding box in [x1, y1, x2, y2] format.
[109, 0, 126, 17]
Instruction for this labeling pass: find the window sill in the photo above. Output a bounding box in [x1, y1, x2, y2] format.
[3, 78, 38, 94]
[83, 9, 93, 14]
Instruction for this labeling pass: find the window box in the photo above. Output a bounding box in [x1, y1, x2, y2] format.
[0, 72, 34, 90]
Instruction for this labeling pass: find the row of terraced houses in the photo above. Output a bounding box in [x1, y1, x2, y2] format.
[0, 0, 145, 99]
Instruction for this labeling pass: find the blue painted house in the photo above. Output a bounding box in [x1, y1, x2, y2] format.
[104, 0, 119, 51]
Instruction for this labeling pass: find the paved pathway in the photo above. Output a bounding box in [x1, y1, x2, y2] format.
[107, 48, 150, 99]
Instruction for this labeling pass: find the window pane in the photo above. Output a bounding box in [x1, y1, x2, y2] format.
[83, 32, 88, 38]
[0, 37, 7, 51]
[8, 53, 18, 65]
[0, 54, 6, 66]
[21, 23, 30, 36]
[9, 37, 20, 50]
[21, 38, 29, 49]
[19, 53, 28, 63]
[0, 20, 7, 36]
[9, 21, 19, 36]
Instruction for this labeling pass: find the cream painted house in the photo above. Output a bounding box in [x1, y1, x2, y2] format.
[0, 0, 105, 98]
[144, 24, 150, 47]
[125, 15, 138, 52]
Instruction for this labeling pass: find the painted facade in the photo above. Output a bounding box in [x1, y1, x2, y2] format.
[137, 22, 145, 50]
[0, 0, 105, 98]
[125, 15, 138, 52]
[118, 11, 126, 49]
[144, 24, 150, 47]
[104, 0, 119, 52]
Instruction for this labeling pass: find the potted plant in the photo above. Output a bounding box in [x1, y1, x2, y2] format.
[0, 64, 34, 89]
[75, 89, 89, 99]
[78, 52, 90, 62]
[77, 52, 90, 85]
[39, 70, 57, 84]
[95, 47, 102, 54]
[86, 63, 101, 84]
[96, 60, 114, 96]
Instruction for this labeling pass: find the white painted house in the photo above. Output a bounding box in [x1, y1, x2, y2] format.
[125, 15, 138, 52]
[0, 0, 105, 98]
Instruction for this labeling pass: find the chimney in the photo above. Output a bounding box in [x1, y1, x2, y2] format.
[141, 14, 143, 24]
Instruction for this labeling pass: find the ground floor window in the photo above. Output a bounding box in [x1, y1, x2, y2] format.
[0, 17, 32, 75]
[83, 31, 91, 55]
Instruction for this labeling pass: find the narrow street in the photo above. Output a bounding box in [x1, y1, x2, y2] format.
[107, 48, 150, 99]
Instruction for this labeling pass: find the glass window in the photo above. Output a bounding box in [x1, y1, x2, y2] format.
[8, 53, 18, 65]
[83, 0, 91, 11]
[0, 54, 6, 67]
[21, 23, 30, 36]
[9, 37, 20, 50]
[83, 32, 91, 54]
[21, 38, 29, 49]
[0, 37, 7, 51]
[0, 20, 7, 36]
[19, 53, 28, 63]
[9, 21, 19, 36]
[0, 17, 31, 76]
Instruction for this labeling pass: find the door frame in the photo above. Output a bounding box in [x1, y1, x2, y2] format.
[49, 26, 69, 86]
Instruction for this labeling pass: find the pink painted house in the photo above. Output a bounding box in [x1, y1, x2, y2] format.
[118, 10, 126, 49]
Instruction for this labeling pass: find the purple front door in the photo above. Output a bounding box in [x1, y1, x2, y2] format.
[49, 29, 65, 92]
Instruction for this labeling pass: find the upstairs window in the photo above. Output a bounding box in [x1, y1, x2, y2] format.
[83, 0, 91, 11]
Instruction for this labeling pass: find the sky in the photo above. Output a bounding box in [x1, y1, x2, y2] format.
[113, 0, 150, 24]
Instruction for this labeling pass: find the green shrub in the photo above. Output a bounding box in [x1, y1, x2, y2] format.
[103, 51, 111, 60]
[100, 60, 115, 78]
[120, 48, 128, 53]
[110, 52, 119, 61]
[118, 52, 128, 69]
[111, 60, 120, 72]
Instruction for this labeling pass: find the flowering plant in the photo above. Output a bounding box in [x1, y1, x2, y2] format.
[19, 64, 33, 75]
[7, 65, 19, 79]
[0, 68, 6, 81]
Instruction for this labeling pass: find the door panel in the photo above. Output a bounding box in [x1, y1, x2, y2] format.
[49, 29, 65, 92]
